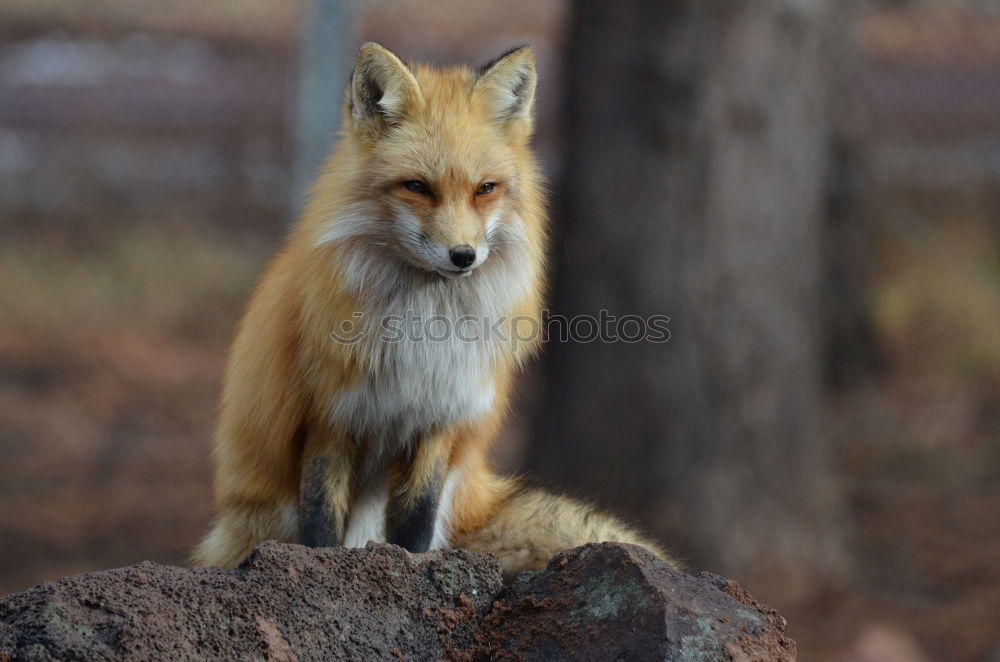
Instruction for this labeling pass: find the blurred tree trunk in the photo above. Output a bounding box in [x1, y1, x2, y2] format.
[529, 0, 852, 599]
[822, 45, 883, 390]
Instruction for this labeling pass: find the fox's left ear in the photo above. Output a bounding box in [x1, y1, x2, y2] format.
[473, 46, 537, 131]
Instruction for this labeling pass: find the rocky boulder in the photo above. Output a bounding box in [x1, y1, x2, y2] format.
[0, 542, 795, 661]
[474, 544, 796, 661]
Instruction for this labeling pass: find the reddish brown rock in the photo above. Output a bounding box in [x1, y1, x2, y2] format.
[471, 543, 796, 662]
[0, 542, 502, 661]
[0, 542, 794, 661]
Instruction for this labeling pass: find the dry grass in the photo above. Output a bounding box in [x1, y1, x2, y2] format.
[0, 220, 269, 347]
[0, 220, 273, 594]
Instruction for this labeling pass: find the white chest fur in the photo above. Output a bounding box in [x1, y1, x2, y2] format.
[330, 322, 498, 446]
[328, 250, 529, 451]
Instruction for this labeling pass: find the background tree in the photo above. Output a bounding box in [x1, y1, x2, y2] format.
[528, 0, 853, 598]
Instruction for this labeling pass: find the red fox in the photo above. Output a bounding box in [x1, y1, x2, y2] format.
[193, 43, 673, 578]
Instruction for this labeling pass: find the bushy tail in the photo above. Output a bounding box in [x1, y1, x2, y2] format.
[452, 484, 679, 580]
[192, 500, 298, 569]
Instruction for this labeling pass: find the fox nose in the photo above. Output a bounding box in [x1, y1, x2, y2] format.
[449, 245, 476, 269]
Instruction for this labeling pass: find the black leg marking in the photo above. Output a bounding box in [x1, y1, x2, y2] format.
[387, 491, 439, 553]
[387, 475, 441, 554]
[300, 457, 341, 548]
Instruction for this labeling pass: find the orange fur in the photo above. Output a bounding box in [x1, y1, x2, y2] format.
[193, 43, 675, 575]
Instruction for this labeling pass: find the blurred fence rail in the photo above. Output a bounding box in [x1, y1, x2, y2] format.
[0, 0, 564, 233]
[0, 2, 300, 231]
[0, 0, 299, 45]
[863, 7, 1000, 188]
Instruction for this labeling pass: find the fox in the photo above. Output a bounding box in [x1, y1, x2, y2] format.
[193, 42, 674, 578]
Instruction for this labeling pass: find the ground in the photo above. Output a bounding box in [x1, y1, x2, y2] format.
[1, 214, 999, 661]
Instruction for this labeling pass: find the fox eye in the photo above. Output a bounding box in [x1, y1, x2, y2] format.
[476, 182, 496, 195]
[403, 180, 430, 195]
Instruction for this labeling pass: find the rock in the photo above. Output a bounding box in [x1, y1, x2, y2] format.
[0, 542, 502, 661]
[0, 542, 795, 661]
[472, 543, 796, 662]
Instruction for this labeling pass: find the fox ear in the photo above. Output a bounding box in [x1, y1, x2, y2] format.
[349, 42, 421, 130]
[473, 45, 537, 129]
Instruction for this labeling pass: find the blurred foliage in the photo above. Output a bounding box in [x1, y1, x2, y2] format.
[0, 221, 268, 344]
[875, 212, 1000, 381]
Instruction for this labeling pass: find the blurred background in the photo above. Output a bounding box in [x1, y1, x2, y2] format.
[1, 0, 999, 659]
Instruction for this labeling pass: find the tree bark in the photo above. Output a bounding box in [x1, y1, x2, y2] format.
[528, 0, 850, 598]
[821, 29, 883, 390]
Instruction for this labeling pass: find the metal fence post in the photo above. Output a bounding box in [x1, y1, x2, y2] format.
[291, 0, 356, 217]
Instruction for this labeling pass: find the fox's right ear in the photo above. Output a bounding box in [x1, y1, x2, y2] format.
[348, 43, 422, 132]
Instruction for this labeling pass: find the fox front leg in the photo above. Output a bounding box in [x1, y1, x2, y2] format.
[299, 433, 355, 548]
[385, 435, 452, 553]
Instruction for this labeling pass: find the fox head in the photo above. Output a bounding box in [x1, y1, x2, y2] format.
[315, 43, 542, 284]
